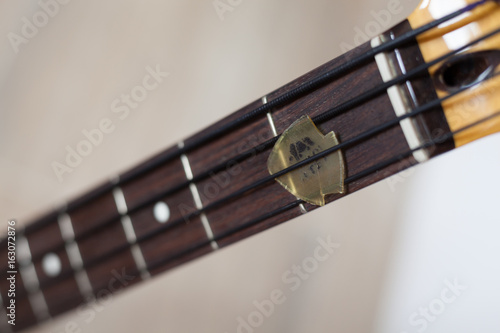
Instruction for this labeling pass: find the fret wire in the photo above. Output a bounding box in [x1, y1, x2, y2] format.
[17, 235, 51, 321]
[112, 187, 129, 216]
[130, 243, 151, 281]
[119, 214, 151, 280]
[180, 142, 219, 250]
[16, 232, 31, 266]
[58, 213, 95, 300]
[119, 215, 137, 243]
[112, 183, 152, 280]
[11, 0, 490, 240]
[13, 108, 500, 309]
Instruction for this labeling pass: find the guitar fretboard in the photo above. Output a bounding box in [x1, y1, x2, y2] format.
[0, 20, 454, 332]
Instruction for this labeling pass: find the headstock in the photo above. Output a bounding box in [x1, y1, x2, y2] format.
[408, 0, 500, 147]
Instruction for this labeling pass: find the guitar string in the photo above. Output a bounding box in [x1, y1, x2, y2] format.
[21, 24, 500, 266]
[24, 67, 500, 298]
[15, 0, 492, 236]
[35, 108, 500, 313]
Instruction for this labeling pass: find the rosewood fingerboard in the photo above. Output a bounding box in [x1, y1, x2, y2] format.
[0, 20, 453, 332]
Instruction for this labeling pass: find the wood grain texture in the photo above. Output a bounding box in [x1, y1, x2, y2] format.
[24, 222, 63, 260]
[77, 222, 128, 265]
[69, 192, 118, 238]
[121, 146, 187, 209]
[85, 249, 140, 296]
[128, 187, 198, 239]
[408, 0, 500, 147]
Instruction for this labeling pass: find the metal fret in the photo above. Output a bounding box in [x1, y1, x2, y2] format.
[179, 149, 194, 180]
[190, 181, 219, 251]
[263, 96, 279, 137]
[112, 185, 151, 280]
[123, 218, 151, 279]
[112, 186, 129, 216]
[57, 213, 94, 299]
[129, 243, 150, 280]
[17, 235, 50, 321]
[179, 142, 219, 250]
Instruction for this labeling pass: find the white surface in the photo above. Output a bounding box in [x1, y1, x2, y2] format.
[374, 139, 500, 333]
[153, 201, 170, 224]
[42, 253, 62, 278]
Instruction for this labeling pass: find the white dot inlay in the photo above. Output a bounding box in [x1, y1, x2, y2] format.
[154, 201, 170, 223]
[42, 253, 62, 277]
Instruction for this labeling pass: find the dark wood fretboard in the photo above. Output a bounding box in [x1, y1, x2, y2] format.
[0, 20, 454, 332]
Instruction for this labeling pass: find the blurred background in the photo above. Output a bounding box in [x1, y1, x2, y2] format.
[1, 0, 499, 332]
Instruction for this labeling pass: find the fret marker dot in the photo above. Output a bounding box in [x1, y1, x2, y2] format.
[154, 201, 170, 223]
[42, 253, 62, 277]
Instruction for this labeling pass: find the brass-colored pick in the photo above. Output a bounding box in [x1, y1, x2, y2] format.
[267, 115, 345, 206]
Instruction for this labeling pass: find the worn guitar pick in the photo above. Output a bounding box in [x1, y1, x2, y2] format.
[267, 115, 345, 206]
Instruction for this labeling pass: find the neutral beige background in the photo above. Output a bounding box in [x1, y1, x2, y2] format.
[1, 1, 499, 332]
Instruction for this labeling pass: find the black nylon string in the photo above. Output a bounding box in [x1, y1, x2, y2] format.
[18, 0, 492, 237]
